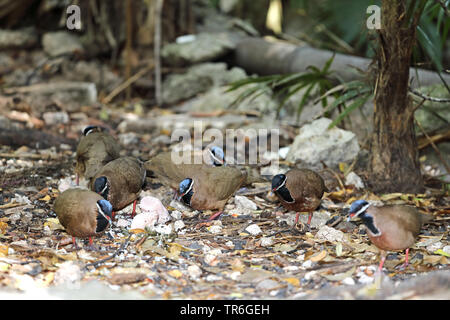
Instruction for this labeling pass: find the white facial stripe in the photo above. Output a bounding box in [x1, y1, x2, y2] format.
[275, 176, 287, 191]
[185, 180, 194, 194]
[100, 181, 108, 195]
[208, 149, 223, 164]
[355, 203, 370, 216]
[85, 128, 95, 136]
[96, 203, 111, 226]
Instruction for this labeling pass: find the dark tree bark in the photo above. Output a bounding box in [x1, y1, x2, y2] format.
[368, 0, 425, 193]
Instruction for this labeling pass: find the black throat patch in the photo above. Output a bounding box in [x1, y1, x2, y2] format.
[360, 213, 381, 236]
[96, 213, 109, 232]
[275, 185, 295, 203]
[181, 190, 193, 206]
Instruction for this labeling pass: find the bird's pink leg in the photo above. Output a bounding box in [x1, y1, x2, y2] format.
[76, 174, 79, 186]
[307, 212, 313, 226]
[378, 254, 386, 273]
[397, 248, 410, 270]
[71, 236, 80, 250]
[208, 211, 223, 221]
[131, 200, 137, 218]
[85, 236, 98, 251]
[294, 212, 300, 225]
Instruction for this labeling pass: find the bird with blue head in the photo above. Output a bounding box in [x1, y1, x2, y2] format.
[347, 199, 432, 272]
[54, 189, 113, 250]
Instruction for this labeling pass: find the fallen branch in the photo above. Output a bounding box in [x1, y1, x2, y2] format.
[418, 128, 450, 149]
[83, 234, 132, 271]
[0, 152, 61, 160]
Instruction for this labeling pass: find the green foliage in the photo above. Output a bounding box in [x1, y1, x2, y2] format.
[285, 0, 448, 71]
[228, 54, 374, 128]
[227, 54, 337, 120]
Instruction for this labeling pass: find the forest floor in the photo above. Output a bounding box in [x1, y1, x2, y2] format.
[0, 106, 449, 300]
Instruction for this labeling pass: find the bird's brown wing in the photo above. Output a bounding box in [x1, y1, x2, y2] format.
[145, 152, 204, 189]
[54, 189, 101, 238]
[286, 169, 325, 207]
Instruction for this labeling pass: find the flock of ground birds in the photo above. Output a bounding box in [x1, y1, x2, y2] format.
[54, 125, 434, 277]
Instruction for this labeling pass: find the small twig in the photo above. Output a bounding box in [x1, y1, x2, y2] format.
[415, 119, 450, 174]
[125, 0, 133, 101]
[409, 87, 450, 103]
[102, 64, 154, 104]
[83, 234, 132, 271]
[154, 0, 164, 105]
[412, 96, 427, 113]
[134, 233, 149, 249]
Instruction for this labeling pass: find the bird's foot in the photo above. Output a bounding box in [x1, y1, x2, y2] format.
[395, 262, 409, 271]
[66, 244, 81, 252]
[291, 222, 308, 235]
[84, 243, 99, 251]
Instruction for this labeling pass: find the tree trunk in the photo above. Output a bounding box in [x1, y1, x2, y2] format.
[368, 0, 424, 193]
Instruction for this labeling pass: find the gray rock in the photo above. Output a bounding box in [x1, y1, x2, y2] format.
[177, 85, 277, 114]
[234, 195, 258, 210]
[245, 224, 262, 236]
[6, 82, 97, 113]
[118, 113, 251, 133]
[162, 63, 246, 104]
[219, 0, 239, 13]
[286, 118, 360, 170]
[296, 210, 331, 229]
[118, 132, 139, 145]
[315, 225, 345, 243]
[61, 61, 122, 92]
[0, 28, 38, 49]
[345, 171, 365, 189]
[256, 279, 280, 290]
[53, 261, 83, 286]
[42, 31, 84, 57]
[161, 32, 236, 66]
[43, 111, 69, 125]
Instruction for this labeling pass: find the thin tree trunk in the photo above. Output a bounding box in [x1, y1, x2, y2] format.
[368, 0, 424, 193]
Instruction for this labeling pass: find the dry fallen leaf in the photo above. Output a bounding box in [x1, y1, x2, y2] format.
[283, 277, 300, 287]
[423, 255, 448, 266]
[44, 218, 63, 231]
[0, 221, 8, 234]
[39, 195, 51, 202]
[273, 243, 296, 253]
[129, 228, 146, 234]
[336, 242, 343, 257]
[310, 250, 327, 262]
[168, 269, 183, 279]
[321, 266, 356, 281]
[108, 273, 147, 285]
